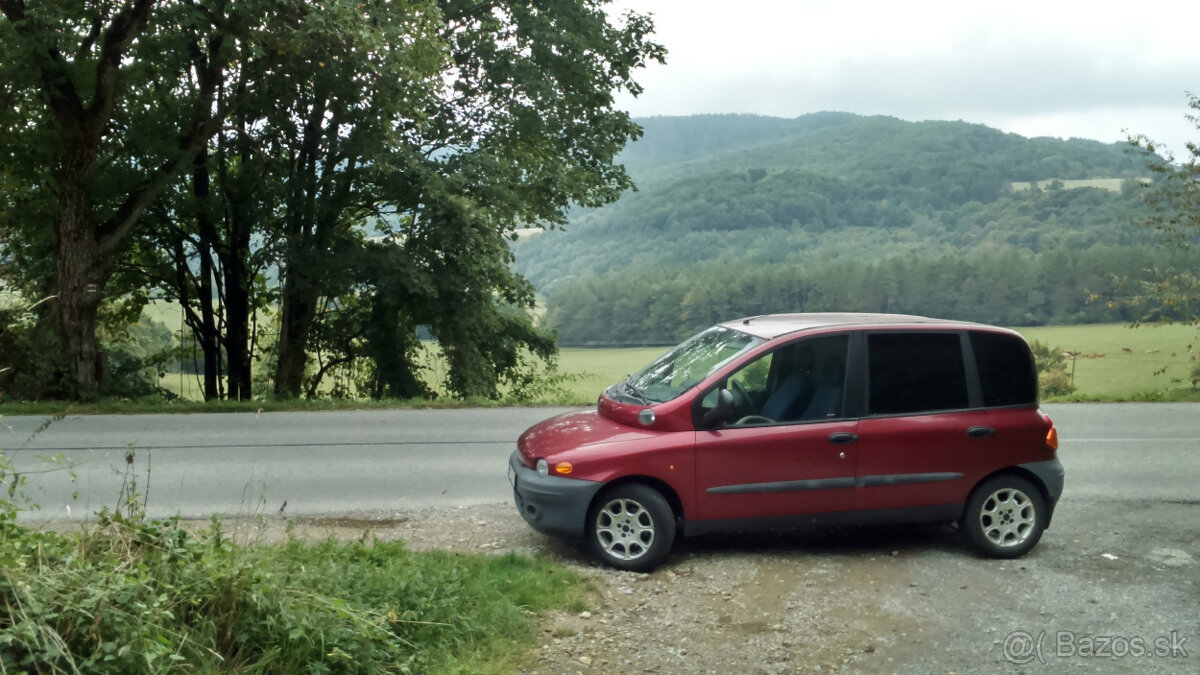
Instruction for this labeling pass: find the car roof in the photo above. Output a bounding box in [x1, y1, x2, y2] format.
[719, 312, 992, 340]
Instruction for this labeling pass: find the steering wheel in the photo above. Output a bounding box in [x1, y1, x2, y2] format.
[734, 415, 774, 426]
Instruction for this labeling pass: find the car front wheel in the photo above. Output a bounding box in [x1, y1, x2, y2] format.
[963, 475, 1046, 558]
[587, 483, 675, 572]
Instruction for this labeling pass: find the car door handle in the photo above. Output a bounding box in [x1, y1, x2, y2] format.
[967, 426, 996, 438]
[829, 432, 858, 445]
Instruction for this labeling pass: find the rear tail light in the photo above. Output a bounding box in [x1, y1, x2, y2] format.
[1046, 425, 1059, 451]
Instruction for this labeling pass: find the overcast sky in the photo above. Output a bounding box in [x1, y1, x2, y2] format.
[610, 0, 1199, 157]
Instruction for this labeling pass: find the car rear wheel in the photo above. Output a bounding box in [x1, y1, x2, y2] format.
[963, 475, 1046, 558]
[588, 483, 675, 572]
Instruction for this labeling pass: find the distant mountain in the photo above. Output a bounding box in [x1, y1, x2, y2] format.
[510, 113, 1165, 344]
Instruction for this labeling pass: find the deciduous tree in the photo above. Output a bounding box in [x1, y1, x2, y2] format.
[0, 0, 253, 397]
[1126, 93, 1200, 323]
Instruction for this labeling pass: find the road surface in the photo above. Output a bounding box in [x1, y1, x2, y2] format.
[1, 403, 1196, 521]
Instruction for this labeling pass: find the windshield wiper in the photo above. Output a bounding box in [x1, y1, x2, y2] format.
[622, 380, 650, 405]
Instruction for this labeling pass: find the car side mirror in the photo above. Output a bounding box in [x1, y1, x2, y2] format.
[702, 388, 735, 428]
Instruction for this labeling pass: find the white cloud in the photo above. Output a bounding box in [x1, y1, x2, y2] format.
[611, 0, 1199, 154]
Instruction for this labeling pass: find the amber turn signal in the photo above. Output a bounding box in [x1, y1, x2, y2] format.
[1045, 425, 1059, 451]
[554, 462, 573, 475]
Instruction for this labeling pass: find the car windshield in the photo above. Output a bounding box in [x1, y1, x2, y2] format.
[620, 326, 764, 403]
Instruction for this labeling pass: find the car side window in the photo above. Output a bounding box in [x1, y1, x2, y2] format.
[868, 332, 968, 415]
[699, 352, 774, 411]
[703, 335, 849, 425]
[970, 331, 1037, 406]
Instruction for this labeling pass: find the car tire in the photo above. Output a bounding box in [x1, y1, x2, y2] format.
[962, 475, 1046, 558]
[587, 483, 675, 572]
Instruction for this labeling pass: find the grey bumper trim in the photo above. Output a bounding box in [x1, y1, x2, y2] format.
[1019, 457, 1065, 523]
[707, 476, 855, 495]
[509, 451, 604, 539]
[858, 472, 963, 488]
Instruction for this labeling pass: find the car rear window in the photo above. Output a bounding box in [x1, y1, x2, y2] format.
[970, 331, 1037, 406]
[868, 332, 969, 415]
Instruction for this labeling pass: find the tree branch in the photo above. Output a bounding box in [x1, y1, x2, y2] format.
[88, 0, 156, 137]
[1, 0, 86, 129]
[75, 13, 103, 61]
[304, 355, 358, 399]
[97, 94, 232, 256]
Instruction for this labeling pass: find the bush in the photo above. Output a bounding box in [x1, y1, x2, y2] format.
[1028, 340, 1076, 397]
[0, 304, 175, 401]
[0, 307, 75, 399]
[1038, 368, 1076, 398]
[0, 515, 581, 673]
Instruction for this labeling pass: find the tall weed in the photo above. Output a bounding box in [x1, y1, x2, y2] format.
[1, 507, 580, 673]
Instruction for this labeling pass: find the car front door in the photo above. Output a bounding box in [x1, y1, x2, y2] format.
[693, 334, 859, 522]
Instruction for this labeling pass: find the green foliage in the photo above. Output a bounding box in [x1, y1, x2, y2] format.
[1028, 340, 1069, 372]
[513, 114, 1165, 340]
[1028, 340, 1076, 397]
[542, 246, 1171, 346]
[0, 517, 581, 673]
[1038, 368, 1076, 398]
[0, 303, 73, 400]
[0, 0, 276, 396]
[1121, 93, 1200, 324]
[0, 299, 177, 402]
[2, 0, 665, 402]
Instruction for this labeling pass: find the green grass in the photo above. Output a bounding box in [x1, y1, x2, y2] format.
[6, 322, 1197, 414]
[552, 324, 1200, 403]
[556, 346, 671, 403]
[0, 514, 584, 674]
[1015, 323, 1199, 400]
[1009, 178, 1129, 192]
[0, 396, 561, 416]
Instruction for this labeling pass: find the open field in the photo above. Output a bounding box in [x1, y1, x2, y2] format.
[1016, 323, 1197, 398]
[1008, 178, 1129, 192]
[555, 323, 1199, 403]
[87, 307, 1200, 408]
[556, 346, 670, 402]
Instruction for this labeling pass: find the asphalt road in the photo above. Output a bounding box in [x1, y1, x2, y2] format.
[1, 403, 1196, 522]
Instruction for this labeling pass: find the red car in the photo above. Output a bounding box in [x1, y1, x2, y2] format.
[509, 313, 1064, 571]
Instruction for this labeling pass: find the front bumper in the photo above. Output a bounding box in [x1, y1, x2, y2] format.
[509, 451, 604, 539]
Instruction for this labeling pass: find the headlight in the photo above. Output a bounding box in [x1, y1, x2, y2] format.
[536, 459, 548, 477]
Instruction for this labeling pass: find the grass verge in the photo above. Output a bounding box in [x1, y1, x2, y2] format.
[0, 395, 588, 417]
[0, 515, 583, 673]
[4, 323, 1197, 414]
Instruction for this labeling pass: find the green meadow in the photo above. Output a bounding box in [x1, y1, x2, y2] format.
[50, 309, 1199, 410]
[555, 323, 1199, 403]
[1008, 178, 1129, 192]
[1015, 323, 1197, 399]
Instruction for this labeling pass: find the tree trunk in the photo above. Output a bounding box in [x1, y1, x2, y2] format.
[220, 112, 255, 401]
[223, 219, 253, 400]
[53, 151, 106, 398]
[274, 275, 317, 398]
[193, 147, 222, 400]
[217, 91, 254, 401]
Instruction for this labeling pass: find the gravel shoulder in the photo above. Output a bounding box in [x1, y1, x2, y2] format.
[211, 493, 1198, 674]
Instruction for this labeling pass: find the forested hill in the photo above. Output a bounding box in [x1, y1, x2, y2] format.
[511, 113, 1170, 345]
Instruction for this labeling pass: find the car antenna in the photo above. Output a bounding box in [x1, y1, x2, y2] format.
[742, 314, 767, 325]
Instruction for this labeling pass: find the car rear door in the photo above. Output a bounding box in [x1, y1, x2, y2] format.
[854, 331, 995, 513]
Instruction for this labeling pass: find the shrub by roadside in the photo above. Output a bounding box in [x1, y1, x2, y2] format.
[0, 511, 582, 673]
